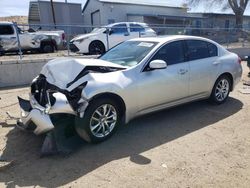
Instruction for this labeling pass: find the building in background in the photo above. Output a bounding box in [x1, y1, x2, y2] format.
[190, 13, 250, 29]
[82, 0, 203, 34]
[28, 0, 84, 35]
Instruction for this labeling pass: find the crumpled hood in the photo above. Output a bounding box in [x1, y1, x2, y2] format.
[71, 33, 98, 42]
[40, 58, 126, 90]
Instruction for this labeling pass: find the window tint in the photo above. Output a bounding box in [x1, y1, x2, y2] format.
[187, 40, 209, 61]
[111, 24, 127, 34]
[152, 41, 185, 65]
[130, 24, 145, 32]
[207, 42, 218, 57]
[0, 25, 14, 35]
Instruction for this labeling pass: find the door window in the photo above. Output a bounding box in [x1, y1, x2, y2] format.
[151, 41, 185, 65]
[0, 25, 14, 35]
[111, 24, 128, 34]
[187, 40, 209, 61]
[130, 24, 145, 32]
[207, 42, 218, 57]
[187, 40, 218, 60]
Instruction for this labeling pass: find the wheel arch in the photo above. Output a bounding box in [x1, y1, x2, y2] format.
[40, 39, 57, 50]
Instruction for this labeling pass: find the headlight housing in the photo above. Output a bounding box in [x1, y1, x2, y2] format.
[74, 37, 86, 43]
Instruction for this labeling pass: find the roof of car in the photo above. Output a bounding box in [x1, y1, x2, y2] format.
[107, 22, 147, 27]
[130, 35, 218, 45]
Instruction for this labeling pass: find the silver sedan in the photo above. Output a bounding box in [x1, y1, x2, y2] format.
[18, 35, 242, 143]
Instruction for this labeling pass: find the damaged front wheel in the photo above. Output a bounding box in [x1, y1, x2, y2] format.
[75, 98, 121, 143]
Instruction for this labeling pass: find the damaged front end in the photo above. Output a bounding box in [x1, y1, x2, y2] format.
[17, 74, 89, 135]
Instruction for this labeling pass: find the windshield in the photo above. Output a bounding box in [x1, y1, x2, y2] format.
[100, 41, 158, 67]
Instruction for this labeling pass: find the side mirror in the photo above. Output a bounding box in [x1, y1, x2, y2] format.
[109, 30, 113, 35]
[149, 60, 167, 70]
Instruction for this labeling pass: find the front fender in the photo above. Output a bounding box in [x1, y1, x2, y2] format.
[82, 81, 123, 101]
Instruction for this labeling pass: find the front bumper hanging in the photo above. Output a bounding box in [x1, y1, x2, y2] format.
[17, 96, 55, 135]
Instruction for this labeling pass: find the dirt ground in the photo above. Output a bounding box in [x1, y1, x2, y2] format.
[0, 63, 250, 188]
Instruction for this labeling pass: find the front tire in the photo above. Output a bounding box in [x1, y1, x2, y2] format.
[89, 41, 105, 55]
[210, 75, 231, 104]
[75, 98, 121, 143]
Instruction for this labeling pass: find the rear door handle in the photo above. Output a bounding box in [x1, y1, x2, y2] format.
[10, 37, 16, 39]
[178, 69, 188, 75]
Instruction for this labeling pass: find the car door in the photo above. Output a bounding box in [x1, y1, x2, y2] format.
[0, 24, 18, 51]
[108, 23, 130, 48]
[137, 40, 189, 112]
[186, 40, 219, 97]
[18, 32, 40, 50]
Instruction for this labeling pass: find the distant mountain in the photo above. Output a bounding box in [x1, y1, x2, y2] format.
[0, 16, 28, 24]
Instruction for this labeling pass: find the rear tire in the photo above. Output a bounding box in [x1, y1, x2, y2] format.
[89, 41, 105, 55]
[41, 44, 55, 53]
[75, 98, 121, 143]
[210, 75, 231, 104]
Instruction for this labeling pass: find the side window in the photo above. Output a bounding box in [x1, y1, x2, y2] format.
[187, 40, 209, 61]
[111, 24, 128, 34]
[151, 41, 185, 65]
[130, 24, 145, 32]
[207, 42, 218, 57]
[0, 25, 14, 35]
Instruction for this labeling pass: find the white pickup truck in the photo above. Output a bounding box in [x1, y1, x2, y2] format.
[0, 22, 65, 55]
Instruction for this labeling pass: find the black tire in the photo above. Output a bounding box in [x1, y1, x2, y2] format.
[75, 98, 121, 143]
[41, 44, 55, 53]
[210, 75, 232, 105]
[89, 41, 105, 55]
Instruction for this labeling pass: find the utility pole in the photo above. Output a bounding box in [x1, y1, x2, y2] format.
[50, 0, 56, 29]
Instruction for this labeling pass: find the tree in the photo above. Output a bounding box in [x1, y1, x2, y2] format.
[187, 0, 249, 28]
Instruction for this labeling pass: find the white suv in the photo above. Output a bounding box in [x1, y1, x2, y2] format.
[70, 22, 156, 54]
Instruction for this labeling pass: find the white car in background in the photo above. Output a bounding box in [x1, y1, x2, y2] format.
[69, 22, 156, 54]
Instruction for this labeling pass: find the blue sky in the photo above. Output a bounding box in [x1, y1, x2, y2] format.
[1, 0, 250, 17]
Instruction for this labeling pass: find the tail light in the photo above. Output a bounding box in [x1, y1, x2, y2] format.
[238, 56, 242, 64]
[62, 33, 65, 40]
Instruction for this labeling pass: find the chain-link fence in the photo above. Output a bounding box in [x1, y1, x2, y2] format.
[1, 22, 250, 61]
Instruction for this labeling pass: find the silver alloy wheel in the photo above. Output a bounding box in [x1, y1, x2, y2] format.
[90, 104, 117, 138]
[215, 79, 230, 102]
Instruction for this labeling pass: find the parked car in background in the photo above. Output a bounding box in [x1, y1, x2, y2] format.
[0, 22, 65, 55]
[70, 22, 156, 55]
[18, 35, 242, 144]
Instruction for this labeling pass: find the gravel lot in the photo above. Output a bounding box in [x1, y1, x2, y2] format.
[0, 63, 250, 188]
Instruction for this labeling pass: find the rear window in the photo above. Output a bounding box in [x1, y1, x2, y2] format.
[0, 25, 14, 35]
